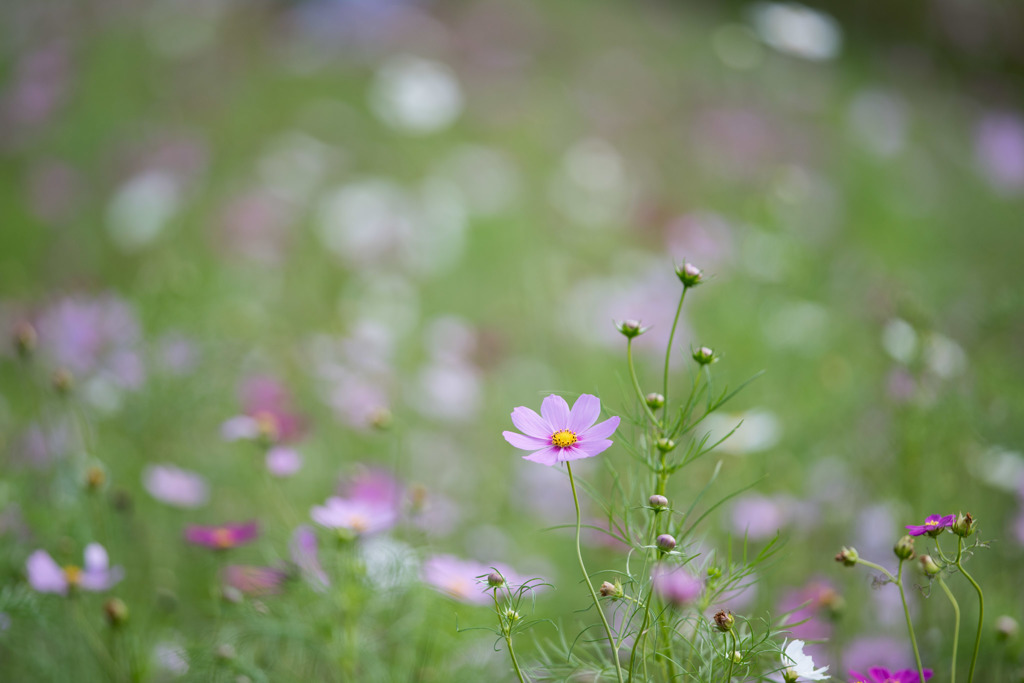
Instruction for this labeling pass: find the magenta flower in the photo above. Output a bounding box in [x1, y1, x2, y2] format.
[502, 394, 620, 466]
[651, 564, 703, 606]
[222, 565, 288, 596]
[26, 543, 123, 595]
[905, 514, 955, 537]
[185, 521, 259, 549]
[311, 497, 397, 535]
[849, 667, 932, 683]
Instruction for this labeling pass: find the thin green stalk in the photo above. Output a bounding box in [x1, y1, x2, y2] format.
[894, 559, 927, 683]
[627, 339, 662, 430]
[661, 287, 688, 422]
[627, 585, 655, 682]
[493, 591, 527, 683]
[566, 462, 624, 683]
[955, 538, 984, 683]
[725, 630, 737, 682]
[937, 576, 960, 683]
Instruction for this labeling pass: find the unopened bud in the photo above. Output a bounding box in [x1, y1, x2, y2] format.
[216, 644, 237, 661]
[656, 534, 676, 552]
[13, 322, 36, 358]
[676, 262, 703, 288]
[487, 572, 505, 588]
[952, 512, 975, 537]
[996, 615, 1019, 643]
[599, 581, 623, 599]
[655, 437, 676, 452]
[645, 392, 665, 409]
[713, 609, 734, 632]
[692, 346, 717, 365]
[648, 494, 669, 510]
[52, 368, 73, 395]
[919, 554, 941, 576]
[834, 546, 858, 567]
[86, 466, 106, 492]
[103, 598, 129, 627]
[370, 407, 392, 430]
[616, 320, 648, 339]
[894, 535, 915, 560]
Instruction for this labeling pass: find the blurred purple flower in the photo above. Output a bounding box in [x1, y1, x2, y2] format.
[338, 466, 404, 507]
[311, 497, 397, 536]
[240, 375, 306, 443]
[143, 464, 209, 508]
[266, 446, 303, 477]
[3, 43, 71, 129]
[502, 394, 620, 466]
[778, 579, 840, 662]
[290, 526, 329, 591]
[155, 333, 198, 375]
[905, 514, 955, 537]
[222, 565, 288, 596]
[731, 494, 790, 539]
[185, 521, 259, 549]
[652, 564, 702, 606]
[421, 554, 527, 605]
[850, 667, 932, 683]
[27, 543, 123, 595]
[842, 636, 915, 672]
[975, 112, 1024, 194]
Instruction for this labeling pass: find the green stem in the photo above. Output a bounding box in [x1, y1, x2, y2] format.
[725, 630, 736, 681]
[566, 462, 624, 683]
[937, 576, 960, 683]
[894, 559, 927, 683]
[627, 339, 662, 430]
[955, 538, 984, 683]
[627, 585, 655, 682]
[661, 287, 688, 421]
[494, 591, 527, 683]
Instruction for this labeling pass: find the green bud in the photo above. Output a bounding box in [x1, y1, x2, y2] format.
[919, 554, 941, 576]
[645, 392, 665, 409]
[616, 319, 648, 339]
[894, 535, 915, 560]
[676, 262, 704, 288]
[834, 546, 858, 567]
[692, 346, 717, 365]
[952, 512, 975, 537]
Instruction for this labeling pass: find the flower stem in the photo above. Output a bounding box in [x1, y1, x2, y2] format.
[493, 591, 527, 683]
[725, 630, 737, 682]
[566, 462, 624, 683]
[626, 584, 655, 682]
[627, 339, 662, 430]
[894, 559, 927, 683]
[955, 538, 984, 683]
[937, 576, 960, 683]
[661, 287, 688, 421]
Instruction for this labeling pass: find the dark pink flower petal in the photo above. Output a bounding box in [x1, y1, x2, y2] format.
[568, 394, 600, 433]
[540, 394, 570, 427]
[510, 406, 551, 438]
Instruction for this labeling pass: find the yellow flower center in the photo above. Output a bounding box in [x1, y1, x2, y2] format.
[925, 520, 938, 527]
[551, 430, 578, 448]
[213, 528, 235, 548]
[348, 515, 368, 533]
[254, 411, 280, 442]
[63, 565, 82, 586]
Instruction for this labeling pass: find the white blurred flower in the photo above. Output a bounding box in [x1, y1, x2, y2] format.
[701, 410, 781, 455]
[848, 90, 908, 158]
[106, 171, 179, 252]
[749, 3, 841, 62]
[881, 318, 917, 364]
[370, 56, 463, 134]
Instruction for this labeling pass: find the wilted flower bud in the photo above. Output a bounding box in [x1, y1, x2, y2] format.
[894, 535, 915, 560]
[13, 321, 36, 358]
[616, 320, 648, 339]
[834, 546, 859, 567]
[655, 438, 676, 452]
[648, 494, 669, 510]
[600, 581, 623, 599]
[656, 534, 676, 552]
[52, 368, 74, 395]
[952, 512, 975, 537]
[676, 262, 704, 288]
[645, 392, 665, 409]
[692, 346, 717, 365]
[487, 572, 505, 588]
[996, 615, 1019, 643]
[713, 610, 734, 632]
[919, 554, 941, 576]
[86, 466, 106, 492]
[103, 598, 129, 627]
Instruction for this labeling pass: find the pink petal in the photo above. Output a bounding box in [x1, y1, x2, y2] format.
[568, 394, 601, 433]
[581, 416, 620, 441]
[503, 431, 550, 451]
[576, 439, 614, 458]
[26, 550, 66, 594]
[83, 543, 108, 573]
[510, 406, 551, 438]
[522, 447, 560, 466]
[81, 565, 123, 591]
[540, 394, 570, 429]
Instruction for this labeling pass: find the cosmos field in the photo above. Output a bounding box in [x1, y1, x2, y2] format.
[2, 1, 1024, 681]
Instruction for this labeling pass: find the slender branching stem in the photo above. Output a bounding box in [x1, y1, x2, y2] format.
[627, 584, 656, 683]
[937, 576, 960, 683]
[894, 559, 927, 683]
[566, 462, 624, 683]
[725, 630, 737, 682]
[493, 591, 527, 683]
[955, 537, 984, 683]
[627, 339, 662, 430]
[661, 287, 688, 421]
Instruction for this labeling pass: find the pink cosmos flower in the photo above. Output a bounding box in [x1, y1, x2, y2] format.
[27, 543, 123, 595]
[185, 521, 259, 549]
[222, 565, 288, 596]
[311, 497, 397, 536]
[421, 554, 525, 605]
[290, 526, 329, 591]
[849, 667, 932, 683]
[651, 564, 702, 606]
[266, 446, 302, 477]
[905, 514, 955, 537]
[502, 394, 620, 466]
[143, 464, 209, 508]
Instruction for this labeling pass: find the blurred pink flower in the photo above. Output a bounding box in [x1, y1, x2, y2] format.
[240, 375, 306, 443]
[975, 111, 1024, 194]
[311, 497, 397, 536]
[421, 554, 526, 605]
[185, 521, 259, 549]
[652, 564, 702, 606]
[266, 446, 303, 477]
[143, 464, 209, 508]
[290, 526, 329, 591]
[27, 543, 123, 595]
[222, 565, 288, 596]
[778, 579, 841, 663]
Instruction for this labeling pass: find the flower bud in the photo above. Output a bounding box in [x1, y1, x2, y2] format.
[13, 321, 36, 358]
[86, 466, 106, 492]
[103, 598, 129, 627]
[952, 512, 974, 537]
[616, 320, 648, 339]
[656, 534, 676, 552]
[503, 608, 521, 624]
[487, 572, 505, 588]
[893, 535, 915, 560]
[216, 644, 237, 661]
[713, 610, 734, 632]
[692, 346, 717, 365]
[370, 407, 393, 430]
[600, 580, 623, 599]
[648, 494, 669, 510]
[676, 262, 704, 288]
[655, 437, 676, 452]
[52, 368, 73, 395]
[645, 392, 665, 410]
[919, 554, 941, 576]
[834, 546, 858, 567]
[730, 651, 743, 664]
[996, 615, 1019, 643]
